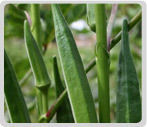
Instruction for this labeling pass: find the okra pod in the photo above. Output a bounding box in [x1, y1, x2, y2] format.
[116, 19, 141, 123]
[52, 4, 98, 123]
[4, 50, 31, 123]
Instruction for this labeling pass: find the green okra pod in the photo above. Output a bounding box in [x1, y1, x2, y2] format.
[52, 4, 98, 123]
[24, 20, 50, 118]
[24, 20, 50, 89]
[53, 56, 74, 123]
[116, 19, 141, 123]
[4, 50, 31, 123]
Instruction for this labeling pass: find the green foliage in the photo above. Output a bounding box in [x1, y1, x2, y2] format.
[5, 4, 86, 45]
[4, 4, 27, 38]
[4, 50, 31, 123]
[116, 19, 141, 123]
[51, 4, 98, 123]
[41, 4, 86, 45]
[4, 4, 142, 123]
[65, 4, 86, 23]
[87, 4, 96, 32]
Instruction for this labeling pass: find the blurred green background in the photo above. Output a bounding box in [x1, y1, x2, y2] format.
[4, 4, 141, 122]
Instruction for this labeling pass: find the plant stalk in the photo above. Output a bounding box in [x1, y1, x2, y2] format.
[95, 4, 110, 123]
[41, 89, 49, 114]
[31, 4, 42, 52]
[46, 89, 67, 122]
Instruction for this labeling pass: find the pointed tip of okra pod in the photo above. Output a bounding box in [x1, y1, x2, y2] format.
[24, 19, 32, 31]
[53, 55, 57, 61]
[24, 20, 31, 45]
[51, 4, 60, 13]
[53, 56, 58, 67]
[122, 19, 129, 33]
[51, 4, 57, 7]
[123, 18, 128, 27]
[24, 20, 30, 33]
[24, 20, 29, 27]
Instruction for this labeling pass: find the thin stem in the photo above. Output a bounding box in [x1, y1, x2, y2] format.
[31, 4, 42, 51]
[19, 69, 32, 85]
[110, 11, 141, 49]
[95, 4, 110, 123]
[39, 89, 67, 122]
[85, 58, 96, 73]
[41, 89, 49, 114]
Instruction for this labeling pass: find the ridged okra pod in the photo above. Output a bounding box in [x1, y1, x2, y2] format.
[53, 56, 74, 123]
[24, 20, 50, 120]
[116, 19, 141, 123]
[52, 4, 97, 123]
[4, 50, 31, 123]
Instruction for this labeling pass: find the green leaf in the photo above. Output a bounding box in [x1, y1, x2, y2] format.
[4, 50, 31, 123]
[51, 4, 98, 123]
[53, 56, 74, 123]
[116, 19, 141, 123]
[8, 4, 26, 20]
[4, 4, 27, 38]
[65, 4, 86, 23]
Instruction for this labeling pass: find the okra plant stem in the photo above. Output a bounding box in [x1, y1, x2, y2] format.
[46, 89, 67, 122]
[85, 10, 141, 74]
[95, 4, 110, 123]
[31, 4, 42, 52]
[41, 89, 49, 114]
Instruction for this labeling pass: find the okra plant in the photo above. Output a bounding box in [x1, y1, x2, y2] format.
[4, 3, 142, 123]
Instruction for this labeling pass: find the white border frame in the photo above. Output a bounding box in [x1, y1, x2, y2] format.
[0, 0, 146, 127]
